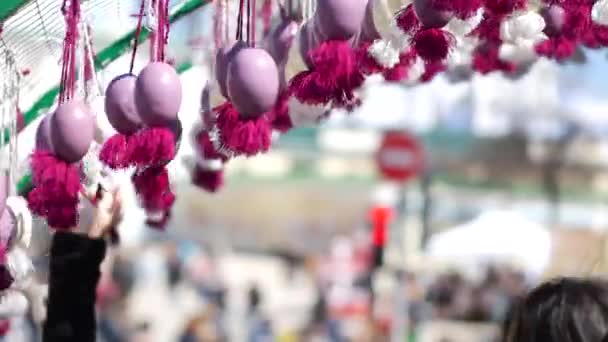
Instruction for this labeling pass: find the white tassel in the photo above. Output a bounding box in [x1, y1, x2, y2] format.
[593, 0, 608, 26]
[368, 40, 401, 69]
[287, 97, 329, 127]
[446, 9, 484, 37]
[5, 197, 31, 249]
[5, 248, 33, 290]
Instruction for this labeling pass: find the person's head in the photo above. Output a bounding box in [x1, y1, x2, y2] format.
[503, 277, 608, 342]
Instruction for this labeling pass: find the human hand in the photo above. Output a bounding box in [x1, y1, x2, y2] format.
[87, 186, 122, 239]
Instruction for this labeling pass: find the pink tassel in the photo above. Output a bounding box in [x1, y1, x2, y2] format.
[0, 320, 10, 337]
[261, 0, 273, 36]
[99, 134, 134, 170]
[582, 24, 608, 48]
[130, 127, 176, 168]
[268, 92, 293, 133]
[132, 166, 175, 214]
[395, 5, 421, 35]
[483, 0, 527, 17]
[215, 102, 272, 157]
[430, 0, 482, 19]
[197, 130, 228, 161]
[473, 43, 515, 74]
[534, 37, 577, 60]
[146, 211, 171, 230]
[192, 166, 225, 193]
[383, 50, 418, 82]
[421, 61, 447, 82]
[412, 29, 454, 63]
[28, 150, 81, 230]
[287, 41, 364, 109]
[356, 42, 386, 76]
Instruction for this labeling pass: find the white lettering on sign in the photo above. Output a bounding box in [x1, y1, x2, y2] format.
[379, 149, 415, 169]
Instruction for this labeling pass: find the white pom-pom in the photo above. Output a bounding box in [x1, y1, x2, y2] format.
[369, 39, 401, 68]
[500, 11, 546, 43]
[499, 41, 538, 63]
[6, 247, 34, 289]
[403, 56, 425, 84]
[593, 0, 608, 25]
[287, 97, 329, 127]
[0, 290, 29, 318]
[5, 197, 31, 249]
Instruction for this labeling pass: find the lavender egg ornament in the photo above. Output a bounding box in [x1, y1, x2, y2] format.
[540, 5, 565, 36]
[135, 62, 182, 127]
[413, 0, 453, 29]
[35, 115, 54, 152]
[105, 74, 142, 134]
[226, 48, 280, 118]
[51, 100, 95, 163]
[315, 0, 367, 40]
[215, 41, 247, 99]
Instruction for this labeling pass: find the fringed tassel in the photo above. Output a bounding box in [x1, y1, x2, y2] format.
[99, 133, 134, 170]
[421, 61, 447, 82]
[582, 23, 608, 48]
[28, 150, 81, 230]
[287, 41, 365, 110]
[132, 166, 175, 227]
[192, 166, 224, 193]
[268, 92, 293, 133]
[197, 130, 228, 161]
[535, 4, 591, 59]
[430, 0, 482, 20]
[473, 43, 516, 74]
[130, 127, 176, 168]
[395, 5, 422, 35]
[213, 102, 272, 157]
[534, 37, 577, 60]
[383, 49, 419, 82]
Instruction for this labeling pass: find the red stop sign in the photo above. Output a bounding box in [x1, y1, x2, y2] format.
[376, 131, 424, 182]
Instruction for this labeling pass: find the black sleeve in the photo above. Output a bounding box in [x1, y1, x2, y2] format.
[43, 232, 106, 342]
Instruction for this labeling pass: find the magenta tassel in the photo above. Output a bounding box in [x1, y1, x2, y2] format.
[412, 29, 454, 63]
[28, 150, 81, 230]
[130, 127, 176, 168]
[132, 166, 175, 214]
[99, 133, 133, 169]
[215, 102, 272, 157]
[192, 166, 225, 193]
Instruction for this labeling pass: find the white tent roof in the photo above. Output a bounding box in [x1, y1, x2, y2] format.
[426, 210, 552, 280]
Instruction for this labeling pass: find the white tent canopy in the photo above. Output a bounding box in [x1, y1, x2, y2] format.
[426, 210, 552, 281]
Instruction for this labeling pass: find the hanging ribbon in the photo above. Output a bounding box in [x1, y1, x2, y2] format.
[130, 0, 147, 73]
[59, 0, 81, 104]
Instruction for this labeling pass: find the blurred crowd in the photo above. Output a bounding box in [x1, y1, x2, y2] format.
[84, 233, 531, 342]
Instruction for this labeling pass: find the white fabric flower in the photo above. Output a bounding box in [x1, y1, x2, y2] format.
[446, 9, 484, 37]
[593, 0, 608, 26]
[500, 11, 546, 43]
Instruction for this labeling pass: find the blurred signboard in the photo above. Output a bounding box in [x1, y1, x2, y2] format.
[376, 131, 424, 183]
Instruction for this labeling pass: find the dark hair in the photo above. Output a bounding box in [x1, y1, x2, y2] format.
[503, 277, 608, 342]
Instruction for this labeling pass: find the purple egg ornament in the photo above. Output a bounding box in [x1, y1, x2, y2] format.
[413, 0, 453, 29]
[35, 115, 54, 152]
[105, 74, 142, 134]
[315, 0, 367, 40]
[215, 41, 247, 99]
[51, 100, 95, 163]
[226, 48, 280, 118]
[135, 62, 182, 127]
[540, 5, 565, 36]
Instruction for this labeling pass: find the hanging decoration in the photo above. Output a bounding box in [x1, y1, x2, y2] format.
[27, 0, 96, 230]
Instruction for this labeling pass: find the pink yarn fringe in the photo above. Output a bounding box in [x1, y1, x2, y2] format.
[582, 24, 608, 48]
[28, 150, 81, 230]
[100, 133, 134, 170]
[413, 29, 454, 63]
[215, 102, 272, 157]
[287, 41, 364, 109]
[430, 0, 482, 19]
[383, 50, 418, 82]
[357, 42, 386, 76]
[421, 61, 447, 82]
[130, 127, 176, 168]
[395, 5, 421, 35]
[268, 91, 293, 133]
[483, 0, 527, 17]
[534, 37, 577, 61]
[197, 130, 228, 161]
[192, 166, 224, 193]
[132, 166, 175, 215]
[473, 43, 515, 74]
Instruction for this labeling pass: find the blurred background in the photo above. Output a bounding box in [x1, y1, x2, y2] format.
[4, 0, 608, 341]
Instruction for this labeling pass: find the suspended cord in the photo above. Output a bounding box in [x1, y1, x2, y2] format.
[129, 0, 147, 74]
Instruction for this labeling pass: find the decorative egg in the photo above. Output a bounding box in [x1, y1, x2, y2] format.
[51, 100, 95, 163]
[135, 62, 182, 127]
[215, 41, 247, 99]
[226, 48, 280, 117]
[35, 115, 54, 152]
[540, 5, 565, 36]
[413, 0, 453, 29]
[105, 74, 142, 134]
[315, 0, 368, 40]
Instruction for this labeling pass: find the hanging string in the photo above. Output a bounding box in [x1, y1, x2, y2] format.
[236, 0, 246, 41]
[262, 0, 272, 36]
[149, 0, 158, 62]
[155, 0, 170, 62]
[130, 0, 147, 73]
[213, 0, 224, 48]
[224, 0, 229, 43]
[246, 0, 251, 45]
[59, 0, 81, 104]
[251, 0, 257, 47]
